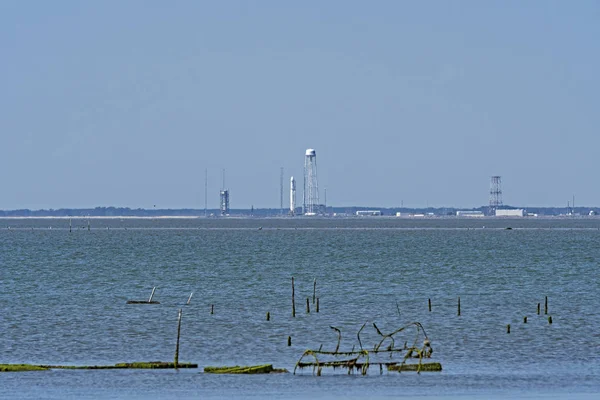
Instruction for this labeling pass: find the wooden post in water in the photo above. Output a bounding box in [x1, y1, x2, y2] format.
[507, 324, 510, 334]
[174, 309, 182, 369]
[186, 292, 193, 305]
[537, 303, 541, 315]
[306, 298, 310, 313]
[266, 312, 270, 321]
[428, 298, 432, 312]
[148, 287, 156, 303]
[524, 316, 528, 324]
[210, 304, 214, 315]
[69, 218, 72, 233]
[87, 219, 90, 231]
[316, 297, 319, 313]
[313, 278, 316, 304]
[544, 296, 548, 315]
[457, 297, 461, 316]
[287, 336, 292, 346]
[548, 316, 553, 324]
[292, 277, 296, 317]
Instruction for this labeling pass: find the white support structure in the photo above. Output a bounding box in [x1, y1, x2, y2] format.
[303, 149, 319, 215]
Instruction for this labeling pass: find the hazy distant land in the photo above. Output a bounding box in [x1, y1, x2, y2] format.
[0, 205, 597, 218]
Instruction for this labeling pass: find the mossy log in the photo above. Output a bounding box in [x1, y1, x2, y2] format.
[114, 361, 196, 369]
[204, 364, 288, 374]
[388, 362, 442, 372]
[5, 361, 197, 370]
[0, 364, 49, 372]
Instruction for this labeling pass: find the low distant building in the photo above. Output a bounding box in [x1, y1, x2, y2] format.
[456, 210, 484, 217]
[356, 210, 382, 216]
[495, 209, 525, 217]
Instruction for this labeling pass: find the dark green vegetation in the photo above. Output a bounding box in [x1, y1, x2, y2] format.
[204, 364, 288, 374]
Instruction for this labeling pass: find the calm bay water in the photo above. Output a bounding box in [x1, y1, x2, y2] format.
[1, 217, 599, 399]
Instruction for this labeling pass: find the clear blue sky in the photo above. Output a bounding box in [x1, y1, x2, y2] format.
[1, 1, 599, 209]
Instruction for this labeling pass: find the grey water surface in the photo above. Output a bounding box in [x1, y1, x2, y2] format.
[1, 217, 599, 399]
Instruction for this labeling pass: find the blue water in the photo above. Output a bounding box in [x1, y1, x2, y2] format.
[1, 217, 599, 399]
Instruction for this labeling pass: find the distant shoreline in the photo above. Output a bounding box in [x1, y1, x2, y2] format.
[0, 215, 598, 220]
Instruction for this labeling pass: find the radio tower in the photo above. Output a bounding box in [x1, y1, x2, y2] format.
[489, 176, 503, 215]
[303, 149, 319, 215]
[290, 176, 296, 216]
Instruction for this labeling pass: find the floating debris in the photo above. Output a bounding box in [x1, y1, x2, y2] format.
[294, 321, 439, 375]
[127, 287, 160, 304]
[204, 364, 288, 374]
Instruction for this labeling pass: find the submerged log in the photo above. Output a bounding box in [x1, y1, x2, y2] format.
[204, 364, 288, 374]
[113, 361, 196, 369]
[2, 362, 197, 371]
[0, 364, 49, 372]
[388, 362, 442, 372]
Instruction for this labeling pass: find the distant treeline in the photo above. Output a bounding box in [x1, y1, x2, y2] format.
[0, 206, 598, 217]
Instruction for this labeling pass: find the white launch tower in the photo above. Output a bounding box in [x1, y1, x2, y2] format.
[290, 176, 296, 216]
[303, 148, 319, 215]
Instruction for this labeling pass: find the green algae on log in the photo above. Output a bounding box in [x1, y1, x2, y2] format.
[204, 364, 288, 374]
[114, 361, 196, 369]
[2, 362, 197, 371]
[0, 364, 49, 372]
[388, 362, 442, 372]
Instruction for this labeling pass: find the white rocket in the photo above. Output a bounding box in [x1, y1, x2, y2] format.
[290, 176, 296, 216]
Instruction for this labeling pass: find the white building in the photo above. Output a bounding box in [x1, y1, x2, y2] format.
[495, 209, 525, 217]
[356, 210, 382, 216]
[456, 210, 485, 217]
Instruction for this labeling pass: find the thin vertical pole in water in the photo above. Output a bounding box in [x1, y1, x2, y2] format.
[69, 218, 72, 233]
[148, 287, 156, 303]
[507, 324, 510, 334]
[457, 297, 461, 316]
[428, 298, 432, 312]
[174, 309, 182, 369]
[544, 296, 548, 315]
[313, 278, 316, 304]
[210, 304, 214, 315]
[186, 292, 193, 305]
[292, 277, 296, 317]
[306, 298, 310, 313]
[316, 297, 319, 313]
[87, 219, 90, 231]
[537, 303, 541, 315]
